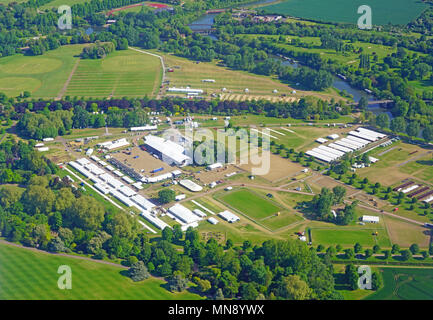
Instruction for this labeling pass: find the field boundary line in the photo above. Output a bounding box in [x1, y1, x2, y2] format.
[56, 58, 80, 100]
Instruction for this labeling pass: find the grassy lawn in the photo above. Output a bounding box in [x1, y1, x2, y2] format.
[0, 242, 202, 300]
[0, 45, 83, 98]
[312, 228, 391, 248]
[218, 188, 282, 220]
[65, 48, 162, 98]
[262, 0, 428, 25]
[0, 45, 161, 99]
[366, 267, 433, 300]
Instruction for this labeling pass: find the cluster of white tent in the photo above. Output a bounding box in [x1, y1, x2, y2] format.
[68, 157, 169, 230]
[306, 128, 387, 163]
[167, 204, 205, 231]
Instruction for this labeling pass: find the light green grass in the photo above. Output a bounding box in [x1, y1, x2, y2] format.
[65, 48, 161, 98]
[219, 188, 281, 220]
[262, 0, 428, 25]
[312, 228, 391, 248]
[0, 242, 202, 300]
[0, 45, 82, 98]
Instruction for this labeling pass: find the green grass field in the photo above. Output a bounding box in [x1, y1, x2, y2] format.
[219, 189, 282, 220]
[65, 49, 162, 98]
[262, 0, 428, 25]
[312, 228, 391, 248]
[0, 243, 202, 300]
[366, 267, 433, 300]
[0, 45, 82, 98]
[0, 45, 162, 99]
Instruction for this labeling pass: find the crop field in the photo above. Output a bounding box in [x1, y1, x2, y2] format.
[0, 243, 201, 300]
[65, 49, 162, 98]
[40, 0, 90, 9]
[0, 45, 82, 98]
[366, 267, 433, 300]
[159, 52, 341, 101]
[262, 0, 428, 25]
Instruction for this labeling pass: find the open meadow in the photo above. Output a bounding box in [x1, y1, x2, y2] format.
[0, 242, 202, 300]
[366, 267, 433, 300]
[262, 0, 428, 25]
[65, 48, 162, 98]
[0, 45, 162, 99]
[159, 52, 341, 102]
[0, 45, 82, 98]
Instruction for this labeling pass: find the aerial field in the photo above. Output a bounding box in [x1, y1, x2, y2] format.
[159, 52, 341, 101]
[262, 0, 428, 25]
[359, 141, 432, 186]
[312, 227, 391, 248]
[65, 49, 162, 98]
[366, 267, 433, 300]
[219, 188, 282, 219]
[0, 46, 162, 99]
[0, 243, 201, 300]
[0, 45, 82, 98]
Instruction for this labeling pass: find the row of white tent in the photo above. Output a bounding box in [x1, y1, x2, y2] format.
[69, 158, 169, 230]
[307, 128, 386, 163]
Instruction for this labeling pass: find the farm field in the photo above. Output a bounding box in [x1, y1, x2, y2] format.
[382, 215, 430, 248]
[0, 242, 202, 300]
[366, 267, 433, 300]
[159, 52, 341, 101]
[65, 49, 162, 98]
[0, 45, 82, 98]
[262, 0, 428, 25]
[40, 0, 89, 9]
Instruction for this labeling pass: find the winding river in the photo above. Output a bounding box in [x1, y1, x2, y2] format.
[188, 0, 392, 117]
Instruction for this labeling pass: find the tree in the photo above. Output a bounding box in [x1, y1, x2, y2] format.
[278, 275, 311, 300]
[332, 186, 346, 204]
[422, 125, 433, 142]
[47, 237, 66, 252]
[354, 242, 363, 254]
[128, 261, 150, 282]
[21, 185, 55, 215]
[390, 117, 406, 133]
[383, 250, 391, 260]
[409, 243, 420, 255]
[193, 277, 211, 294]
[373, 245, 381, 254]
[240, 282, 259, 300]
[344, 248, 355, 260]
[168, 272, 188, 292]
[401, 250, 412, 261]
[162, 227, 173, 242]
[345, 264, 359, 290]
[364, 249, 373, 259]
[376, 113, 390, 129]
[371, 271, 382, 290]
[65, 196, 105, 231]
[358, 96, 368, 110]
[158, 189, 175, 204]
[406, 121, 420, 137]
[391, 244, 400, 254]
[215, 288, 224, 300]
[173, 224, 183, 242]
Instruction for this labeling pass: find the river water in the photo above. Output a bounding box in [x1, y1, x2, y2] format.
[188, 1, 392, 117]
